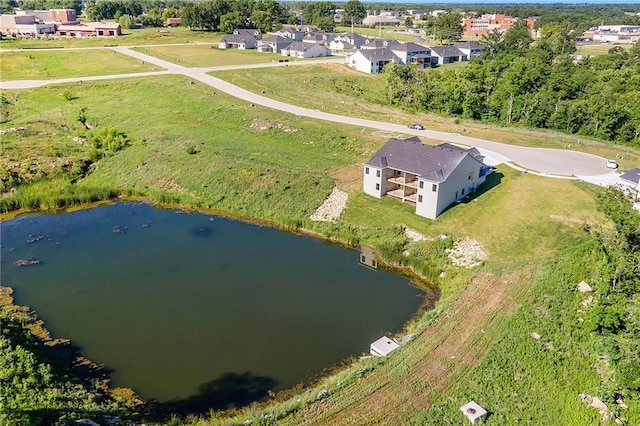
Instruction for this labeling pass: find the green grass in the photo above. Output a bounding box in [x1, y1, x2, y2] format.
[0, 27, 221, 49]
[576, 43, 631, 57]
[335, 26, 420, 42]
[2, 68, 636, 426]
[132, 44, 285, 67]
[210, 63, 640, 168]
[0, 49, 160, 80]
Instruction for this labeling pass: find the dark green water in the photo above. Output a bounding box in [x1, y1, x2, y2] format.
[1, 203, 425, 408]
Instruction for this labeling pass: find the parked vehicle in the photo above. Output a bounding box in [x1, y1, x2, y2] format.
[607, 159, 619, 169]
[408, 123, 424, 130]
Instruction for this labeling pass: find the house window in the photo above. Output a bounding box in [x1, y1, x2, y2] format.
[376, 183, 380, 190]
[365, 167, 370, 175]
[361, 255, 366, 262]
[376, 170, 381, 177]
[462, 188, 465, 196]
[419, 181, 424, 189]
[418, 195, 423, 202]
[468, 171, 475, 180]
[432, 184, 437, 192]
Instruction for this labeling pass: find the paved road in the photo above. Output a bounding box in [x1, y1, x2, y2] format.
[0, 46, 619, 179]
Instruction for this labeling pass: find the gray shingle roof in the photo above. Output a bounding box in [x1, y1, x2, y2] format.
[365, 137, 482, 182]
[620, 167, 640, 184]
[392, 42, 429, 52]
[358, 47, 400, 61]
[222, 34, 254, 43]
[430, 45, 463, 57]
[260, 35, 290, 43]
[453, 41, 484, 51]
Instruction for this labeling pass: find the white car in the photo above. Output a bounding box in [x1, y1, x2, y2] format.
[606, 159, 619, 169]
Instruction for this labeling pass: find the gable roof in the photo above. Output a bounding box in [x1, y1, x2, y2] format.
[454, 41, 484, 51]
[363, 38, 400, 48]
[259, 35, 291, 44]
[391, 42, 429, 53]
[430, 45, 463, 57]
[357, 47, 401, 62]
[364, 138, 483, 182]
[620, 167, 640, 185]
[222, 33, 255, 43]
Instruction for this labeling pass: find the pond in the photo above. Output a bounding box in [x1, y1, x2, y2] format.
[1, 203, 426, 411]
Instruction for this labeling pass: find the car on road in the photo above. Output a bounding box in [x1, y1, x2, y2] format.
[607, 159, 619, 169]
[408, 123, 424, 130]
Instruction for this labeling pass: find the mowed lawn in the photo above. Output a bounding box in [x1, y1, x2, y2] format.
[335, 26, 419, 42]
[576, 43, 631, 57]
[0, 49, 159, 80]
[133, 44, 284, 67]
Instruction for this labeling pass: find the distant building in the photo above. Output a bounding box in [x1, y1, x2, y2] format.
[362, 15, 400, 27]
[0, 9, 124, 38]
[165, 18, 182, 27]
[584, 25, 640, 44]
[281, 42, 331, 58]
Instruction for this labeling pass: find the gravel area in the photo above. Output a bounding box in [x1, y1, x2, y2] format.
[446, 237, 488, 268]
[310, 187, 348, 222]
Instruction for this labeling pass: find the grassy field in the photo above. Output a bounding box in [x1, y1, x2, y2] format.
[210, 63, 640, 168]
[2, 62, 639, 425]
[0, 49, 160, 80]
[0, 27, 221, 49]
[576, 43, 631, 57]
[132, 44, 286, 67]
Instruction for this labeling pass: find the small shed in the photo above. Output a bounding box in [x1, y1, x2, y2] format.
[460, 401, 488, 424]
[370, 336, 399, 357]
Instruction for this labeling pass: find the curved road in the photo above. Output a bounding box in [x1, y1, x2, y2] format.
[0, 46, 620, 180]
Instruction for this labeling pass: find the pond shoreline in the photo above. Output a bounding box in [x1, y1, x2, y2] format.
[0, 197, 441, 420]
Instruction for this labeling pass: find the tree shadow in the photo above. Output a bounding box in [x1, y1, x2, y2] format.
[149, 371, 278, 417]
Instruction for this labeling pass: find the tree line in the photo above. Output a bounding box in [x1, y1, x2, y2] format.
[383, 25, 640, 145]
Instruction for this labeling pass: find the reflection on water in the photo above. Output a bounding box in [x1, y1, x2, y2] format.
[0, 203, 426, 409]
[359, 246, 378, 269]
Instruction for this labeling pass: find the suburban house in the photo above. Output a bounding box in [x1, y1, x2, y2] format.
[257, 35, 292, 53]
[454, 41, 484, 60]
[363, 137, 490, 219]
[333, 32, 367, 48]
[304, 32, 335, 45]
[281, 41, 331, 58]
[346, 47, 401, 74]
[274, 28, 303, 41]
[430, 45, 465, 65]
[360, 38, 401, 50]
[218, 29, 261, 49]
[391, 42, 431, 68]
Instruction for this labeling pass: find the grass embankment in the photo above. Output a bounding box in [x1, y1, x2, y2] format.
[210, 64, 640, 168]
[0, 27, 221, 49]
[0, 49, 160, 80]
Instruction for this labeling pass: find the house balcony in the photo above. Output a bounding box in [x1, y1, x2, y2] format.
[387, 176, 419, 188]
[386, 188, 417, 204]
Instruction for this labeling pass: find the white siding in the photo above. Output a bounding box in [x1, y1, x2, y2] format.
[363, 166, 384, 197]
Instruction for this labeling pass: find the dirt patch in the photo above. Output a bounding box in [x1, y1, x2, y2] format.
[330, 165, 362, 192]
[250, 118, 299, 134]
